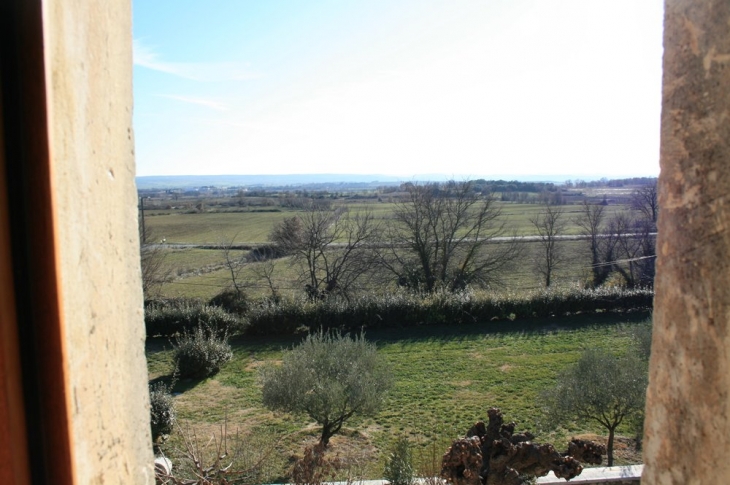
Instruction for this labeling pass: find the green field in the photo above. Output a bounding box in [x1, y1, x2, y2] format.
[146, 198, 633, 301]
[148, 312, 649, 480]
[145, 210, 294, 244]
[145, 201, 631, 245]
[155, 238, 598, 300]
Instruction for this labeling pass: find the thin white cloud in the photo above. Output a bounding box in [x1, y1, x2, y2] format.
[157, 94, 229, 111]
[133, 39, 261, 82]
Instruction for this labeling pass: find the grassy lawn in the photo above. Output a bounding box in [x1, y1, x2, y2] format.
[148, 311, 650, 479]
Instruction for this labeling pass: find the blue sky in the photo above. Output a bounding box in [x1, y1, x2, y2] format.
[133, 0, 664, 179]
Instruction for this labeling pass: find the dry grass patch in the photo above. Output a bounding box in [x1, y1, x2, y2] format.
[173, 380, 268, 427]
[287, 430, 380, 481]
[453, 388, 486, 401]
[571, 433, 642, 466]
[499, 364, 514, 373]
[245, 359, 279, 371]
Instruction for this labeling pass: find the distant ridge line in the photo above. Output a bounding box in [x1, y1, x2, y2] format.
[135, 173, 650, 189]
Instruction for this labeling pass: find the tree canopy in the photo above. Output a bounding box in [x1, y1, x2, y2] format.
[541, 348, 648, 466]
[260, 331, 392, 447]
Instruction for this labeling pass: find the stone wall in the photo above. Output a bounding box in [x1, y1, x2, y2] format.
[42, 0, 154, 482]
[643, 0, 730, 483]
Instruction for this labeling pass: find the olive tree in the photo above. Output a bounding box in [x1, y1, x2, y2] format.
[260, 331, 392, 447]
[380, 181, 520, 292]
[541, 348, 648, 466]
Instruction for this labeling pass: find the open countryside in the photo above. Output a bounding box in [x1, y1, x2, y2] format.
[141, 178, 656, 300]
[144, 177, 656, 483]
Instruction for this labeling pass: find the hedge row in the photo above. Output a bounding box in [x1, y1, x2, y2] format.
[145, 300, 246, 337]
[243, 286, 653, 336]
[145, 287, 653, 338]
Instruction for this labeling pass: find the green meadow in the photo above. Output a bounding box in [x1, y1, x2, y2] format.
[148, 313, 649, 479]
[144, 201, 630, 245]
[146, 199, 632, 300]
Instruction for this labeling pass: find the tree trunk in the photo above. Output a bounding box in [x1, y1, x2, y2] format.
[319, 424, 333, 448]
[607, 426, 616, 467]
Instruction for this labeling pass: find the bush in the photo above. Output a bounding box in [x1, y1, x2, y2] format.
[248, 244, 287, 261]
[145, 300, 244, 337]
[173, 326, 233, 378]
[149, 382, 175, 443]
[155, 422, 285, 485]
[383, 437, 414, 485]
[209, 289, 249, 315]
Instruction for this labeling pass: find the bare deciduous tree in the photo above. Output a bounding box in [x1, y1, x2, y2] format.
[609, 212, 656, 288]
[575, 202, 619, 287]
[380, 181, 520, 292]
[220, 235, 249, 297]
[576, 202, 656, 288]
[529, 202, 566, 287]
[269, 202, 379, 301]
[140, 228, 170, 300]
[630, 181, 658, 224]
[247, 244, 286, 301]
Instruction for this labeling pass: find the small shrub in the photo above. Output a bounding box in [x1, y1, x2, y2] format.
[155, 421, 284, 485]
[173, 326, 233, 378]
[149, 382, 175, 443]
[209, 289, 249, 315]
[384, 437, 415, 485]
[291, 444, 341, 485]
[415, 440, 448, 485]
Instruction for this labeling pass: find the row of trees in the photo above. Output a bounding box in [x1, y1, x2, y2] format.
[140, 180, 658, 301]
[263, 180, 657, 300]
[267, 181, 522, 300]
[533, 182, 657, 288]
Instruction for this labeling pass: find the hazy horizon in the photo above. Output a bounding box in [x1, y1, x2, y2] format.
[135, 172, 658, 190]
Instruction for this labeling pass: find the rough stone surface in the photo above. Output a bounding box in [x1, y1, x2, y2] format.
[643, 0, 730, 483]
[43, 1, 154, 483]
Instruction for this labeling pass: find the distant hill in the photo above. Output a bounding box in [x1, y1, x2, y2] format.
[135, 173, 619, 190]
[136, 174, 406, 189]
